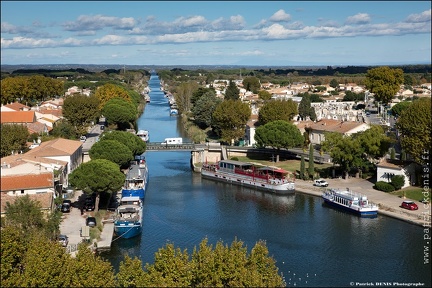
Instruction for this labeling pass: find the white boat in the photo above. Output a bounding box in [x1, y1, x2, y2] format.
[114, 196, 143, 239]
[170, 109, 178, 115]
[201, 159, 295, 194]
[136, 130, 149, 142]
[321, 188, 378, 217]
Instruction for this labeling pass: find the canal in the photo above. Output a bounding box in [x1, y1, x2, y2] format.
[101, 73, 431, 287]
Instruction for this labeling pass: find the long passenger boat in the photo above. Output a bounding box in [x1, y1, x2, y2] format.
[113, 196, 143, 239]
[201, 159, 295, 194]
[322, 188, 378, 217]
[121, 155, 149, 200]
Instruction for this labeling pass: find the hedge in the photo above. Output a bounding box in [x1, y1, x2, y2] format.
[374, 181, 396, 192]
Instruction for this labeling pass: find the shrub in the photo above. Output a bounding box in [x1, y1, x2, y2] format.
[391, 175, 405, 190]
[374, 181, 396, 192]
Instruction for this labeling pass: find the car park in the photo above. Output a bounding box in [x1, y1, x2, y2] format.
[401, 200, 418, 210]
[61, 200, 72, 213]
[314, 179, 329, 187]
[86, 216, 97, 227]
[58, 234, 69, 247]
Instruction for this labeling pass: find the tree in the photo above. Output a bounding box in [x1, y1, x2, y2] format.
[212, 100, 251, 143]
[224, 80, 240, 100]
[391, 175, 405, 190]
[353, 125, 391, 160]
[99, 130, 146, 156]
[95, 83, 131, 110]
[298, 94, 316, 121]
[64, 244, 116, 287]
[116, 255, 148, 287]
[0, 123, 29, 157]
[364, 66, 404, 104]
[69, 159, 125, 211]
[137, 238, 285, 287]
[102, 98, 137, 130]
[50, 120, 78, 139]
[396, 98, 431, 165]
[63, 94, 100, 134]
[300, 155, 306, 180]
[255, 120, 303, 150]
[192, 90, 222, 129]
[258, 99, 297, 125]
[0, 226, 27, 287]
[191, 87, 216, 105]
[258, 90, 272, 101]
[3, 195, 46, 235]
[89, 140, 134, 168]
[242, 76, 261, 93]
[330, 79, 339, 89]
[16, 231, 70, 287]
[391, 101, 412, 117]
[321, 132, 364, 179]
[175, 81, 199, 114]
[308, 144, 315, 179]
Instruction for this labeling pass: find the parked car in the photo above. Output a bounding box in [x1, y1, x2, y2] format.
[84, 197, 95, 211]
[61, 200, 72, 213]
[58, 234, 69, 247]
[29, 143, 40, 149]
[80, 136, 86, 142]
[401, 200, 418, 210]
[314, 179, 329, 187]
[86, 216, 96, 227]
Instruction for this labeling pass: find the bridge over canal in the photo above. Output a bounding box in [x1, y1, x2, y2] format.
[83, 141, 331, 170]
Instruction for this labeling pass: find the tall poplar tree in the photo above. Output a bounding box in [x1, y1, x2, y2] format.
[308, 144, 315, 179]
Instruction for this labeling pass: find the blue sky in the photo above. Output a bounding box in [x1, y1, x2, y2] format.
[1, 1, 431, 66]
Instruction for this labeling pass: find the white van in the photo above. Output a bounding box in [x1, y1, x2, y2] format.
[162, 137, 183, 145]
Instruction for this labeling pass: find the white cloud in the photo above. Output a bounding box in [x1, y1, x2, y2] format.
[62, 14, 138, 32]
[405, 9, 431, 23]
[345, 13, 371, 25]
[1, 36, 58, 48]
[269, 9, 291, 22]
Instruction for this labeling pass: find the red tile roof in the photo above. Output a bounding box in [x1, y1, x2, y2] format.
[25, 138, 82, 157]
[1, 111, 36, 123]
[3, 102, 30, 111]
[305, 119, 367, 134]
[1, 173, 54, 191]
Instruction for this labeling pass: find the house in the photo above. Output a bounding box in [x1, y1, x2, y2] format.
[244, 114, 259, 147]
[1, 102, 31, 112]
[0, 172, 56, 216]
[295, 119, 370, 145]
[24, 138, 83, 177]
[0, 110, 36, 124]
[376, 159, 419, 188]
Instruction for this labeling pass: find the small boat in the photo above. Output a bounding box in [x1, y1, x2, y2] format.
[144, 94, 150, 103]
[121, 155, 149, 200]
[170, 109, 178, 116]
[114, 196, 143, 239]
[321, 188, 378, 217]
[136, 130, 149, 142]
[201, 159, 295, 194]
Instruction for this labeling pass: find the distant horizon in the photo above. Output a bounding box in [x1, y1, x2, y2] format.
[1, 1, 430, 66]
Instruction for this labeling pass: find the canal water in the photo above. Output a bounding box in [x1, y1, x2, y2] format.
[102, 73, 431, 287]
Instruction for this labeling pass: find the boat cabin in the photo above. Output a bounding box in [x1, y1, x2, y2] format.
[217, 160, 291, 181]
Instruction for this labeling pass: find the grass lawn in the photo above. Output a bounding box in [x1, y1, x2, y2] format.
[390, 187, 431, 202]
[233, 156, 332, 174]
